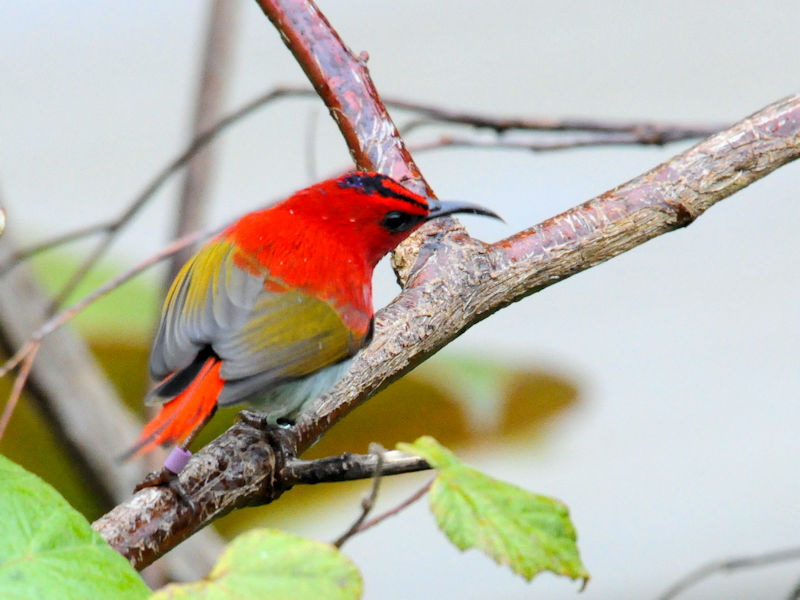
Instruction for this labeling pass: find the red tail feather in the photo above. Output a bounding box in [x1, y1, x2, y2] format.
[129, 358, 223, 457]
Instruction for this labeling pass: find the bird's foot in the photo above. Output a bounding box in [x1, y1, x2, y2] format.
[237, 409, 295, 430]
[237, 410, 296, 472]
[237, 409, 274, 429]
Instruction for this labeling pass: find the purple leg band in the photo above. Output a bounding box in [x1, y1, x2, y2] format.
[165, 447, 192, 474]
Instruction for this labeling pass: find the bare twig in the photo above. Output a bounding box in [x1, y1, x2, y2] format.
[0, 220, 118, 277]
[46, 234, 116, 312]
[356, 477, 433, 536]
[0, 340, 34, 379]
[656, 546, 800, 600]
[0, 93, 305, 279]
[396, 99, 726, 139]
[409, 131, 690, 154]
[333, 443, 385, 548]
[42, 88, 310, 312]
[0, 226, 214, 380]
[0, 343, 38, 440]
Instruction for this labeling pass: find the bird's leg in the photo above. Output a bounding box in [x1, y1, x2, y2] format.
[236, 410, 297, 485]
[133, 407, 218, 510]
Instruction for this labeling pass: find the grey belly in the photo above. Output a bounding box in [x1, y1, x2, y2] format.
[223, 358, 353, 424]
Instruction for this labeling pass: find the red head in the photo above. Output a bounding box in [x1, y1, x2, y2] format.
[275, 171, 499, 267]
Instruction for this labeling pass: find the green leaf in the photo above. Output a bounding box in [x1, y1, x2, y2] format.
[150, 529, 362, 600]
[398, 436, 589, 584]
[0, 454, 149, 600]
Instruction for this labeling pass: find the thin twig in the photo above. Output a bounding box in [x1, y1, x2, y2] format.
[410, 131, 693, 154]
[0, 340, 35, 380]
[46, 234, 116, 312]
[656, 546, 800, 600]
[0, 90, 309, 279]
[304, 109, 320, 181]
[0, 343, 39, 440]
[0, 225, 217, 381]
[333, 443, 386, 548]
[0, 219, 115, 276]
[396, 100, 726, 139]
[355, 477, 434, 536]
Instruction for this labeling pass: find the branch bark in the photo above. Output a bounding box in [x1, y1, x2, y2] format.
[284, 449, 429, 485]
[91, 0, 800, 570]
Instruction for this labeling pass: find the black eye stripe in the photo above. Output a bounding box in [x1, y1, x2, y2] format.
[338, 172, 429, 211]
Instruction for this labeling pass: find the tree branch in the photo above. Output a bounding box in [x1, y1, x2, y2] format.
[408, 130, 705, 154]
[655, 546, 800, 600]
[283, 449, 430, 485]
[355, 477, 434, 536]
[397, 100, 726, 139]
[332, 443, 385, 548]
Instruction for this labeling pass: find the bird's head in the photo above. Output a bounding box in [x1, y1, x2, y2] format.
[284, 171, 501, 266]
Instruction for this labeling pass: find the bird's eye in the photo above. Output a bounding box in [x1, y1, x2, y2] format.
[380, 210, 421, 233]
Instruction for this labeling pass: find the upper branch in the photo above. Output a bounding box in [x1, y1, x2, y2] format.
[254, 0, 430, 195]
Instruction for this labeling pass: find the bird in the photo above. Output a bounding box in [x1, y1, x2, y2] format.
[125, 171, 499, 465]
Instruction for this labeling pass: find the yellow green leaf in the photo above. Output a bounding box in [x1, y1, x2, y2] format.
[399, 436, 589, 584]
[150, 529, 362, 600]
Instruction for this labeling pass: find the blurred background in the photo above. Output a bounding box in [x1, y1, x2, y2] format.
[1, 1, 799, 598]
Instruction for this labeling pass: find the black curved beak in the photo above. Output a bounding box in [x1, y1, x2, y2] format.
[426, 199, 503, 222]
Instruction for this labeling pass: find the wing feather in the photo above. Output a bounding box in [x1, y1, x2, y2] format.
[148, 238, 364, 402]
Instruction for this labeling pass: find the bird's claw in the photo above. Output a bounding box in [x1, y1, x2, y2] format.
[237, 409, 270, 429]
[134, 467, 198, 512]
[134, 466, 174, 491]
